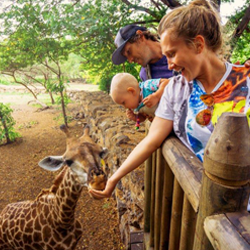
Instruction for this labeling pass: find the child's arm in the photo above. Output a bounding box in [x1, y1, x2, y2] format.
[143, 78, 170, 108]
[126, 109, 147, 122]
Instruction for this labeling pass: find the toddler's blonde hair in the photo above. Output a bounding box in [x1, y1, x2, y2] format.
[110, 73, 139, 97]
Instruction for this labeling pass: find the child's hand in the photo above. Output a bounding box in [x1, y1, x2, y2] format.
[126, 109, 136, 121]
[143, 94, 159, 108]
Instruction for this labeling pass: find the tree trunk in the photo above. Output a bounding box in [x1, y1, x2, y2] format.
[49, 91, 55, 104]
[230, 4, 250, 52]
[60, 91, 68, 127]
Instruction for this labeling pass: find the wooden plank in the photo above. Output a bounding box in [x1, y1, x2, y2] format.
[144, 233, 154, 250]
[154, 149, 165, 250]
[179, 195, 197, 250]
[162, 136, 202, 212]
[160, 161, 174, 250]
[168, 178, 184, 250]
[226, 211, 250, 244]
[144, 155, 152, 233]
[204, 213, 250, 250]
[149, 151, 156, 247]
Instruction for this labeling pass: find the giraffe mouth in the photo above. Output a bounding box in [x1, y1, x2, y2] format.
[87, 167, 107, 190]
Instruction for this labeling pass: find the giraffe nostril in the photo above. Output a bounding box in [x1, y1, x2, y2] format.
[65, 160, 73, 166]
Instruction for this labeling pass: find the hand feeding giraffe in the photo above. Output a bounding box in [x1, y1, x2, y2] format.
[0, 124, 108, 250]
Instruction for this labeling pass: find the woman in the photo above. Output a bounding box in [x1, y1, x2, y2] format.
[90, 0, 250, 199]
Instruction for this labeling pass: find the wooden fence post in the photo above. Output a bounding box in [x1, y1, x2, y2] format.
[193, 113, 250, 250]
[144, 155, 152, 233]
[160, 161, 174, 250]
[154, 149, 165, 250]
[144, 121, 152, 233]
[149, 152, 156, 247]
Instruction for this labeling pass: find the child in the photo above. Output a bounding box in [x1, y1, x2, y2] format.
[110, 73, 169, 129]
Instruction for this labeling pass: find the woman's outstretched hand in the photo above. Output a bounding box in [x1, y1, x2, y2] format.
[89, 178, 118, 199]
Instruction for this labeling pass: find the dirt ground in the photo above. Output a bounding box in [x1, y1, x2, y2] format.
[0, 93, 125, 249]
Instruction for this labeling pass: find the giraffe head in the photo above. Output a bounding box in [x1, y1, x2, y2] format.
[38, 124, 108, 191]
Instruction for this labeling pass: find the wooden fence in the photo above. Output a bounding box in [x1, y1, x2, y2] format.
[143, 112, 250, 250]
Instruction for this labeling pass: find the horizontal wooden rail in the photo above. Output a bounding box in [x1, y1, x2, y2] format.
[204, 211, 250, 250]
[162, 136, 203, 212]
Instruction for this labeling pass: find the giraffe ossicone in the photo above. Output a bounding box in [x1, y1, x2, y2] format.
[0, 124, 108, 250]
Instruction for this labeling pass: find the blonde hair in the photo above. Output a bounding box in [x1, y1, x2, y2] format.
[110, 73, 139, 97]
[158, 0, 223, 53]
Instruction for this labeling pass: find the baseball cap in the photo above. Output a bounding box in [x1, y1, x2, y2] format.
[112, 24, 147, 65]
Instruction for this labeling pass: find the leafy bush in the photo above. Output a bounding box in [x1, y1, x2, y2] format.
[0, 77, 15, 86]
[0, 103, 20, 144]
[99, 74, 113, 93]
[98, 62, 141, 93]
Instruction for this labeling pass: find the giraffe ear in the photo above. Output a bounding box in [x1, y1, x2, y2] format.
[38, 156, 64, 172]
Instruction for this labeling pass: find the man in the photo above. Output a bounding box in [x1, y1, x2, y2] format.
[112, 25, 250, 81]
[112, 24, 173, 81]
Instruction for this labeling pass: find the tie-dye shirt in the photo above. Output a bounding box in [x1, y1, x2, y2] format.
[155, 62, 250, 162]
[133, 78, 161, 117]
[139, 78, 161, 99]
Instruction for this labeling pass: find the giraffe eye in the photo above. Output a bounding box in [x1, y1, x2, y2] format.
[65, 160, 73, 166]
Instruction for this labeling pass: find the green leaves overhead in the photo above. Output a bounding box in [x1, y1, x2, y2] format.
[0, 0, 249, 90]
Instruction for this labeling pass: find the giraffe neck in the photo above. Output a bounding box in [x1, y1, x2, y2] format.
[53, 169, 83, 228]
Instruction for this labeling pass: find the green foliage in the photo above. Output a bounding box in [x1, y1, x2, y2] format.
[71, 0, 163, 91]
[223, 1, 250, 62]
[98, 61, 140, 93]
[0, 0, 249, 94]
[60, 53, 85, 79]
[55, 93, 71, 106]
[231, 30, 250, 63]
[0, 103, 20, 144]
[0, 77, 15, 85]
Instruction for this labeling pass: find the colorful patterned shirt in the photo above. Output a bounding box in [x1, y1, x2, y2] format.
[133, 78, 161, 117]
[155, 62, 250, 162]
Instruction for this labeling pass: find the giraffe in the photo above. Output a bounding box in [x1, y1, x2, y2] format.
[0, 124, 108, 250]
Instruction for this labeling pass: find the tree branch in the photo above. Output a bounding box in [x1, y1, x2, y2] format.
[121, 0, 159, 18]
[232, 4, 250, 39]
[150, 0, 162, 11]
[159, 0, 181, 9]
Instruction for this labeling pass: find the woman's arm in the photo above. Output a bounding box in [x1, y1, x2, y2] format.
[89, 117, 173, 199]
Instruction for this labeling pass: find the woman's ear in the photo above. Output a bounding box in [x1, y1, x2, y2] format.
[194, 35, 205, 54]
